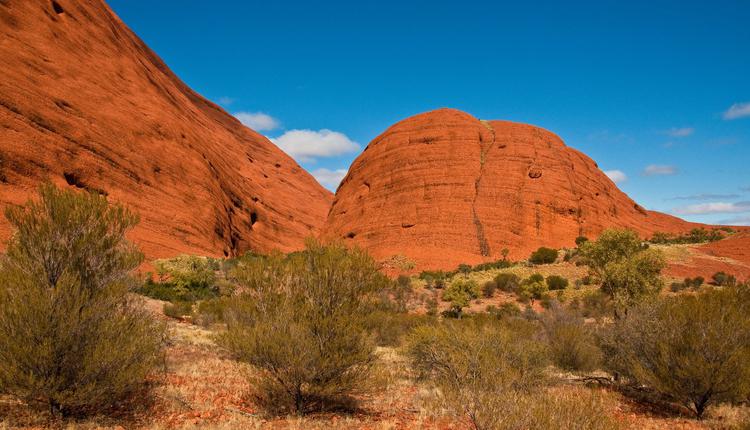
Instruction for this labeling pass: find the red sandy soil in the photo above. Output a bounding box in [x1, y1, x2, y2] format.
[0, 0, 332, 260]
[666, 232, 750, 281]
[324, 108, 704, 270]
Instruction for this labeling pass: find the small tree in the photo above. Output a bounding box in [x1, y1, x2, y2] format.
[458, 263, 472, 277]
[0, 183, 164, 417]
[601, 287, 750, 419]
[529, 247, 558, 265]
[494, 273, 521, 293]
[579, 229, 665, 317]
[218, 240, 387, 415]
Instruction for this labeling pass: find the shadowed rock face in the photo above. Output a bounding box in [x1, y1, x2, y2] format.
[323, 108, 700, 269]
[0, 0, 332, 258]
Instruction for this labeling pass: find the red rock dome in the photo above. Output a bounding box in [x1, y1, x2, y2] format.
[323, 108, 700, 269]
[0, 0, 332, 259]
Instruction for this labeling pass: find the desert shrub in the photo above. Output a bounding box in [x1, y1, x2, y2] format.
[420, 270, 451, 289]
[193, 296, 231, 327]
[442, 279, 480, 317]
[458, 263, 472, 276]
[650, 228, 724, 245]
[482, 280, 497, 298]
[487, 302, 522, 319]
[473, 259, 513, 272]
[579, 229, 665, 317]
[0, 183, 164, 418]
[601, 287, 750, 418]
[670, 276, 705, 292]
[529, 247, 558, 265]
[494, 273, 521, 292]
[542, 306, 601, 372]
[217, 241, 387, 415]
[712, 271, 737, 287]
[518, 273, 547, 302]
[164, 301, 193, 320]
[575, 236, 589, 247]
[363, 311, 432, 347]
[138, 255, 219, 302]
[546, 275, 569, 290]
[569, 290, 613, 319]
[405, 318, 548, 430]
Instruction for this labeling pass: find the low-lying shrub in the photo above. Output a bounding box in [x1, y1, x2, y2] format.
[494, 273, 521, 292]
[164, 301, 194, 320]
[529, 247, 558, 265]
[546, 275, 569, 290]
[712, 271, 737, 287]
[542, 306, 602, 373]
[482, 280, 498, 298]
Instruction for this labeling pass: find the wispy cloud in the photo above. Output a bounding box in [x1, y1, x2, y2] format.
[667, 193, 741, 201]
[718, 215, 750, 226]
[217, 96, 234, 106]
[723, 102, 750, 120]
[672, 201, 750, 215]
[311, 168, 348, 190]
[271, 129, 360, 163]
[742, 186, 750, 192]
[234, 112, 281, 131]
[604, 170, 627, 184]
[664, 127, 694, 138]
[643, 164, 677, 176]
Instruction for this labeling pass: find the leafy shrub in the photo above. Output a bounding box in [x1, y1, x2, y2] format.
[472, 259, 513, 272]
[542, 306, 601, 372]
[487, 302, 522, 319]
[516, 273, 547, 302]
[164, 301, 194, 320]
[442, 279, 481, 317]
[670, 276, 705, 292]
[601, 287, 750, 418]
[575, 236, 589, 247]
[482, 280, 498, 298]
[217, 241, 387, 415]
[405, 319, 548, 430]
[579, 229, 665, 316]
[494, 273, 521, 292]
[650, 228, 725, 245]
[0, 183, 164, 418]
[362, 310, 431, 347]
[458, 263, 472, 276]
[529, 247, 558, 265]
[138, 255, 220, 302]
[712, 271, 737, 287]
[546, 275, 569, 290]
[194, 297, 231, 327]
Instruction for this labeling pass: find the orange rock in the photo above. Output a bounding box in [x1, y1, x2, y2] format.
[0, 0, 331, 259]
[323, 108, 703, 270]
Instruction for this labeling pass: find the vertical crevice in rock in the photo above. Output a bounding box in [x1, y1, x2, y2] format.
[472, 121, 495, 257]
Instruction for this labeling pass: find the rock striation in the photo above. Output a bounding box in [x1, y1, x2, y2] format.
[0, 0, 332, 259]
[323, 108, 700, 269]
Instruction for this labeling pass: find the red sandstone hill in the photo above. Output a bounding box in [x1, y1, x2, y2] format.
[0, 0, 332, 259]
[323, 108, 702, 269]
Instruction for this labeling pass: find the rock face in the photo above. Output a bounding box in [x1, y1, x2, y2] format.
[323, 108, 699, 269]
[0, 0, 332, 258]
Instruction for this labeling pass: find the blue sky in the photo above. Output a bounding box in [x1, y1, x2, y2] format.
[108, 0, 750, 225]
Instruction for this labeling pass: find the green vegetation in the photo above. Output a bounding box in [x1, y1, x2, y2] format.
[712, 271, 737, 287]
[138, 254, 222, 302]
[650, 227, 726, 244]
[518, 273, 547, 302]
[579, 229, 665, 317]
[442, 279, 481, 317]
[529, 246, 558, 265]
[575, 236, 589, 247]
[494, 272, 521, 292]
[217, 240, 387, 415]
[601, 287, 750, 419]
[546, 274, 569, 290]
[0, 183, 164, 418]
[670, 276, 704, 292]
[542, 307, 601, 372]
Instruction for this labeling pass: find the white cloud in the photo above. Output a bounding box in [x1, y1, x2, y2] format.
[668, 193, 740, 201]
[673, 201, 750, 215]
[604, 170, 627, 184]
[271, 129, 360, 162]
[665, 127, 694, 137]
[234, 112, 281, 131]
[719, 215, 750, 226]
[723, 102, 750, 120]
[217, 96, 234, 106]
[643, 164, 677, 176]
[311, 168, 348, 190]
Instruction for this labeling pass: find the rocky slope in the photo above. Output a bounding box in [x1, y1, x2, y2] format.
[323, 108, 700, 269]
[0, 0, 332, 258]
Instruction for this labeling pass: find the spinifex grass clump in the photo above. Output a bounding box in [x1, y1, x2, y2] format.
[0, 183, 164, 418]
[218, 240, 388, 415]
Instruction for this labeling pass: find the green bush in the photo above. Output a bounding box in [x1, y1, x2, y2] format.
[650, 228, 725, 245]
[0, 183, 164, 418]
[546, 275, 569, 290]
[404, 319, 548, 430]
[601, 287, 750, 419]
[472, 259, 513, 272]
[164, 301, 194, 320]
[137, 255, 220, 302]
[494, 273, 521, 292]
[712, 271, 737, 287]
[487, 302, 522, 319]
[193, 297, 231, 327]
[579, 229, 665, 317]
[575, 236, 589, 247]
[482, 280, 498, 298]
[442, 279, 481, 317]
[217, 240, 387, 415]
[529, 247, 558, 264]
